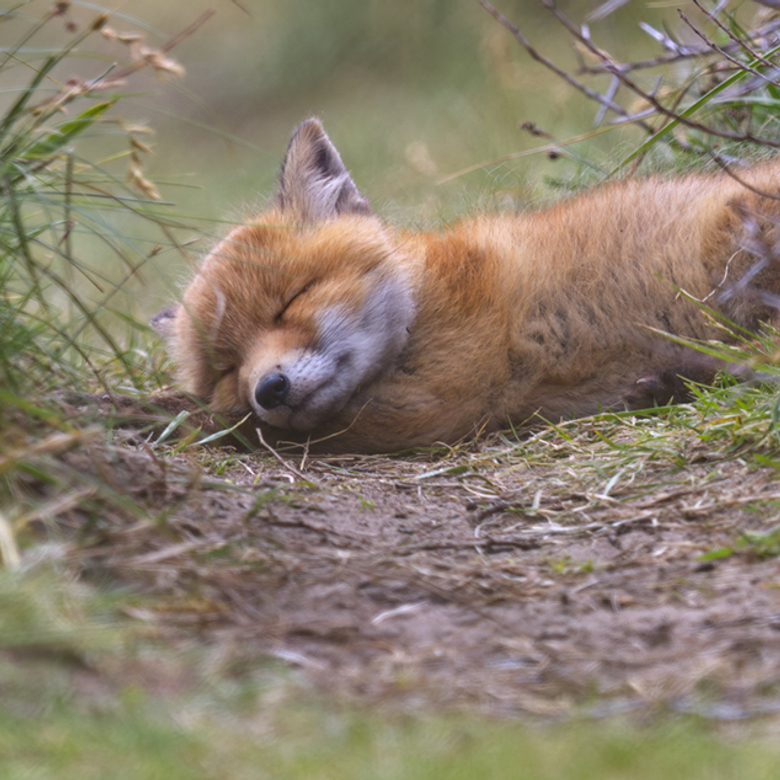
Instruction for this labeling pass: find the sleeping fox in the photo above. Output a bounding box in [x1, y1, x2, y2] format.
[155, 118, 780, 453]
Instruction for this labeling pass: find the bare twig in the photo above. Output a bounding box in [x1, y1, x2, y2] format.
[578, 15, 780, 75]
[256, 427, 315, 483]
[476, 0, 652, 132]
[594, 74, 619, 127]
[693, 0, 780, 72]
[109, 11, 215, 81]
[587, 0, 630, 23]
[679, 10, 779, 90]
[540, 0, 780, 150]
[159, 10, 216, 54]
[231, 0, 251, 15]
[579, 45, 716, 76]
[709, 153, 780, 202]
[438, 124, 616, 183]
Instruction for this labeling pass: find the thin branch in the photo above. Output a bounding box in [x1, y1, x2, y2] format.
[109, 11, 216, 81]
[437, 124, 617, 184]
[579, 45, 714, 75]
[694, 0, 780, 72]
[709, 153, 780, 202]
[256, 427, 316, 484]
[578, 15, 780, 75]
[540, 0, 780, 150]
[475, 0, 652, 132]
[679, 10, 780, 89]
[593, 74, 619, 127]
[159, 10, 216, 54]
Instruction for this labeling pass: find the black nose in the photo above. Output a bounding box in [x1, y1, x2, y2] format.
[255, 373, 290, 410]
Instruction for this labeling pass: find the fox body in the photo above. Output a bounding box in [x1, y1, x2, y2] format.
[159, 119, 780, 452]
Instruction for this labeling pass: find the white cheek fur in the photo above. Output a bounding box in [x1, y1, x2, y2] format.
[317, 270, 415, 381]
[251, 269, 416, 430]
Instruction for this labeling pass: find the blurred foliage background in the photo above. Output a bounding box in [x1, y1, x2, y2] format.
[128, 0, 671, 213]
[1, 0, 682, 324]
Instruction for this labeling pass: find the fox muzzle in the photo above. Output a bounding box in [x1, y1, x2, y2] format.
[255, 373, 290, 410]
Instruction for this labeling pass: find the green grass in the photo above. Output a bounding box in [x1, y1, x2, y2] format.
[0, 2, 192, 536]
[2, 687, 780, 779]
[0, 559, 778, 780]
[3, 520, 780, 779]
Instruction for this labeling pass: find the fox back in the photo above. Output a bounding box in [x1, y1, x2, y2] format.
[158, 119, 780, 452]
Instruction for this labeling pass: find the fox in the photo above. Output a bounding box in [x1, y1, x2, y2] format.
[154, 118, 780, 453]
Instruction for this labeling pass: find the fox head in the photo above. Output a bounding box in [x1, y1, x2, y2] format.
[156, 119, 415, 432]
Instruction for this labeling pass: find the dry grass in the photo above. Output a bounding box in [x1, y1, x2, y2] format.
[12, 376, 775, 720]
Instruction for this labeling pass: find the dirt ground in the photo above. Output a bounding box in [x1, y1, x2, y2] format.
[50, 402, 780, 721]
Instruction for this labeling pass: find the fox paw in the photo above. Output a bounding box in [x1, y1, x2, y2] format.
[622, 357, 728, 410]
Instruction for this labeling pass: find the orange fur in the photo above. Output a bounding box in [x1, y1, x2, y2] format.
[158, 119, 780, 452]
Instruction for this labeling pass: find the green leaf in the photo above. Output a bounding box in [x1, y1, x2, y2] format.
[697, 547, 734, 562]
[21, 101, 115, 160]
[155, 411, 192, 445]
[195, 413, 253, 445]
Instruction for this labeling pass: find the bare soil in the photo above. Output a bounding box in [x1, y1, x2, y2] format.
[53, 404, 780, 720]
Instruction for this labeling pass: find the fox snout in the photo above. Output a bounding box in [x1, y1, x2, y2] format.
[247, 283, 415, 431]
[255, 373, 290, 410]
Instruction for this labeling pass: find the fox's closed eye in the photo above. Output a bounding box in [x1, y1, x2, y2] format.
[209, 361, 235, 376]
[275, 281, 316, 323]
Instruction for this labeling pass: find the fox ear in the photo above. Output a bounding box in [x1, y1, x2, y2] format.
[277, 118, 372, 222]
